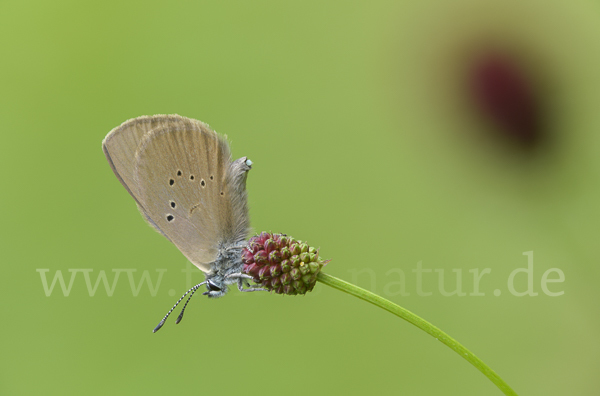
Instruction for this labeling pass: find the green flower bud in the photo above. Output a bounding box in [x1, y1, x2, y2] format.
[241, 232, 329, 295]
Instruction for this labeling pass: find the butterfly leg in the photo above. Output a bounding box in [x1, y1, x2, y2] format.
[228, 272, 254, 280]
[237, 281, 267, 293]
[228, 273, 266, 292]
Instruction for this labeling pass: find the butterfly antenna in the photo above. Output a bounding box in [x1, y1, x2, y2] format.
[175, 285, 202, 325]
[152, 281, 206, 333]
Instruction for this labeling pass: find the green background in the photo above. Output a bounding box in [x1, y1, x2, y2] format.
[2, 0, 599, 394]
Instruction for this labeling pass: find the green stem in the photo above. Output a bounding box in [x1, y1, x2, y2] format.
[316, 272, 518, 396]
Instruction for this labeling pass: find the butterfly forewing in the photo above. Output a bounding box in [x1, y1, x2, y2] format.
[102, 114, 248, 274]
[103, 115, 191, 202]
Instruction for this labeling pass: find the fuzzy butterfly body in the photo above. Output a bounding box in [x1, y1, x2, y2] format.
[103, 115, 261, 331]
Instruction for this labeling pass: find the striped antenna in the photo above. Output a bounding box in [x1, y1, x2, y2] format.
[152, 281, 206, 333]
[175, 286, 202, 325]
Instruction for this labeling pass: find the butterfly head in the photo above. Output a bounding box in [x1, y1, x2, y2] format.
[203, 277, 227, 298]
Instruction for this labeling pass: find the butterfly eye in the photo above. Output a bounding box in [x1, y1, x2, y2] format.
[245, 159, 253, 167]
[206, 280, 221, 292]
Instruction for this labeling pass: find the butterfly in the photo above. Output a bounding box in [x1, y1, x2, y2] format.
[102, 115, 263, 332]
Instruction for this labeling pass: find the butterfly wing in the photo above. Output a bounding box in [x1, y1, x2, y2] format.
[102, 114, 251, 273]
[103, 115, 188, 239]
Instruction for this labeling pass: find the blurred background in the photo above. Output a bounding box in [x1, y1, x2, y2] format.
[1, 0, 599, 394]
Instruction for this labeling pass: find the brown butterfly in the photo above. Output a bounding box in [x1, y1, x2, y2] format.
[102, 115, 263, 332]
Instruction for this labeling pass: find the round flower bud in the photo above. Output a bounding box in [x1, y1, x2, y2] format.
[242, 233, 329, 295]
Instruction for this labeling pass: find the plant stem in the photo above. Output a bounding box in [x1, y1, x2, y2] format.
[316, 272, 518, 396]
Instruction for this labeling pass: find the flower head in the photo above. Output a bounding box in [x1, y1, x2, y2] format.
[242, 232, 328, 295]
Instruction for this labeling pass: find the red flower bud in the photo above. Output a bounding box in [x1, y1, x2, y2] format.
[241, 232, 328, 295]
